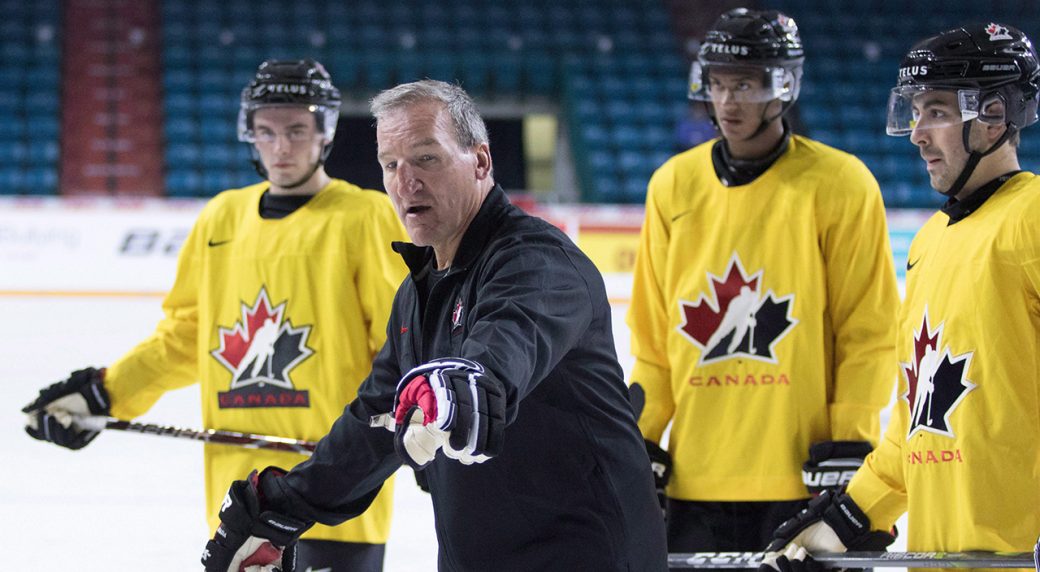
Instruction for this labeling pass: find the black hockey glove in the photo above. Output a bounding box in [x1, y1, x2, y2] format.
[759, 489, 895, 572]
[628, 383, 672, 517]
[22, 367, 111, 450]
[392, 358, 507, 469]
[645, 439, 672, 516]
[202, 468, 312, 572]
[765, 545, 824, 572]
[802, 441, 873, 495]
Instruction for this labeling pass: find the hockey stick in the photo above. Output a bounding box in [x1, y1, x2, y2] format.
[668, 551, 1034, 569]
[77, 416, 317, 455]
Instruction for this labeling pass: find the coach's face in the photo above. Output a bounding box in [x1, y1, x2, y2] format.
[377, 100, 492, 268]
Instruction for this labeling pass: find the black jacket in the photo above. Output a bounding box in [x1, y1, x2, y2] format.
[273, 186, 667, 571]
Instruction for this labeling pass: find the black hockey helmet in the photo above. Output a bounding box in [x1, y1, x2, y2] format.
[238, 59, 341, 183]
[887, 22, 1040, 136]
[689, 8, 805, 106]
[237, 59, 342, 144]
[887, 23, 1040, 196]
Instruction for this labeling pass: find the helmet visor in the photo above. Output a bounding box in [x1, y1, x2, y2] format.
[689, 63, 798, 103]
[237, 103, 339, 143]
[886, 85, 1006, 136]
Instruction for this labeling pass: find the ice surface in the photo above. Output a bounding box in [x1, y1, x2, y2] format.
[2, 293, 905, 571]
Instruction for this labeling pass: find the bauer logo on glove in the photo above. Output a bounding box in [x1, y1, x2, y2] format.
[801, 441, 873, 495]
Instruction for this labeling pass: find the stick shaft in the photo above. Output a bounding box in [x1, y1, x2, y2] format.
[668, 551, 1034, 569]
[85, 417, 317, 456]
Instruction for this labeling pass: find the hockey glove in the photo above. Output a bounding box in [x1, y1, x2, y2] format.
[759, 489, 895, 572]
[628, 383, 672, 517]
[802, 441, 873, 495]
[22, 367, 111, 450]
[1033, 533, 1039, 572]
[392, 358, 506, 469]
[645, 439, 672, 517]
[765, 544, 824, 572]
[202, 468, 312, 572]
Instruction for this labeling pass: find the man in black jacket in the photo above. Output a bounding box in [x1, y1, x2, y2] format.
[201, 79, 668, 572]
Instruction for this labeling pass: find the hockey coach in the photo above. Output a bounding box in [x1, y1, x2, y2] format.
[201, 79, 669, 572]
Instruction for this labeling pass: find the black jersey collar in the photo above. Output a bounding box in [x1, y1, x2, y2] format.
[941, 171, 1021, 225]
[258, 190, 315, 219]
[711, 120, 791, 187]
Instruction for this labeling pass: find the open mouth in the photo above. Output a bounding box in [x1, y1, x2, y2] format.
[406, 205, 431, 215]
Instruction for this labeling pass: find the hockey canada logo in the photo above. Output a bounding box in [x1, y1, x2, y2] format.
[985, 23, 1013, 41]
[901, 310, 975, 440]
[451, 297, 464, 332]
[212, 287, 313, 408]
[677, 254, 797, 365]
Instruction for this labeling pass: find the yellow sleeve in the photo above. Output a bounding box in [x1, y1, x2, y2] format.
[105, 209, 206, 419]
[627, 166, 675, 443]
[847, 401, 908, 531]
[820, 158, 899, 443]
[356, 195, 409, 357]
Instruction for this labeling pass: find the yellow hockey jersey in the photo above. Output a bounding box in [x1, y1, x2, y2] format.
[104, 179, 408, 543]
[627, 136, 899, 501]
[849, 172, 1040, 559]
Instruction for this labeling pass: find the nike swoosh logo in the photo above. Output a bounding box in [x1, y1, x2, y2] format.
[906, 258, 919, 271]
[208, 239, 232, 247]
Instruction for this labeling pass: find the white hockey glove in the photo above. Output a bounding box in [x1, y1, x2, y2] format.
[22, 367, 111, 450]
[759, 489, 895, 572]
[801, 441, 872, 495]
[766, 544, 824, 572]
[388, 358, 506, 469]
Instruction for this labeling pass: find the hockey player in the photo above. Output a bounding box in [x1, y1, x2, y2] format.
[626, 7, 899, 553]
[762, 22, 1040, 571]
[21, 60, 408, 571]
[199, 79, 668, 571]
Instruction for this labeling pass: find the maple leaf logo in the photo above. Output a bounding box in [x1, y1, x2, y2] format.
[677, 253, 797, 365]
[985, 23, 1013, 41]
[901, 309, 975, 440]
[211, 287, 314, 390]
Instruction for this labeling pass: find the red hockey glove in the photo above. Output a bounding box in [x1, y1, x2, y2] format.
[202, 468, 311, 572]
[391, 358, 506, 469]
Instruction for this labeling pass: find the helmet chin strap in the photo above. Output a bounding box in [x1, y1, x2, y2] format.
[746, 100, 788, 140]
[941, 121, 1014, 197]
[705, 99, 790, 142]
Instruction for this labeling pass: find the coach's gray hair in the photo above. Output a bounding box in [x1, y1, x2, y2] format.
[370, 80, 489, 148]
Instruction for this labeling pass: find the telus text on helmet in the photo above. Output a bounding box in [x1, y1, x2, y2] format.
[252, 84, 309, 96]
[899, 66, 928, 78]
[703, 43, 750, 56]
